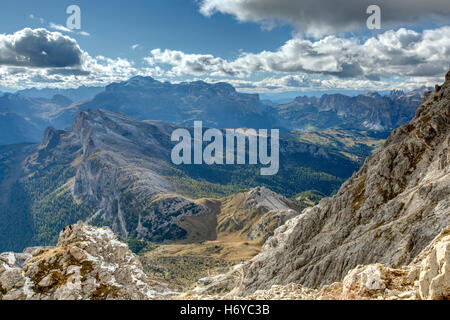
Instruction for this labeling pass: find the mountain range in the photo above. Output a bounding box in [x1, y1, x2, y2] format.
[0, 93, 74, 144]
[0, 108, 360, 252]
[207, 71, 450, 297]
[0, 77, 429, 145]
[17, 86, 104, 102]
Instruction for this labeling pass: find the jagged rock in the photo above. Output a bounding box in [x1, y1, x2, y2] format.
[240, 71, 450, 294]
[0, 222, 171, 300]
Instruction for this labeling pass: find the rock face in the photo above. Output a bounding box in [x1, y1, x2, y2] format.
[199, 187, 300, 243]
[29, 109, 211, 241]
[414, 226, 450, 299]
[241, 72, 450, 293]
[0, 222, 170, 300]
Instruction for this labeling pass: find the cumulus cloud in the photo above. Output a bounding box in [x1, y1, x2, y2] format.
[0, 28, 84, 68]
[146, 48, 246, 77]
[0, 28, 141, 89]
[1, 25, 448, 93]
[144, 26, 450, 81]
[46, 68, 91, 76]
[211, 74, 436, 94]
[199, 0, 450, 37]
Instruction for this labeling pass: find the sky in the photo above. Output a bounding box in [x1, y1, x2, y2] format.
[0, 0, 450, 97]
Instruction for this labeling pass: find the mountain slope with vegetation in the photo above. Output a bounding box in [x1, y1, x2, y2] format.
[0, 108, 360, 252]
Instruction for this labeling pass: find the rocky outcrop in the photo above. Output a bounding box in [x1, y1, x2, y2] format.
[413, 226, 450, 299]
[0, 222, 170, 300]
[241, 72, 450, 293]
[235, 187, 300, 241]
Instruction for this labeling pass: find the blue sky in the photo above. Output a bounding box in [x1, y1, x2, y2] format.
[1, 0, 450, 97]
[5, 0, 292, 60]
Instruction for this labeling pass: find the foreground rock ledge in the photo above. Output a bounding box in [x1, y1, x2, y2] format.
[1, 222, 448, 300]
[0, 222, 170, 300]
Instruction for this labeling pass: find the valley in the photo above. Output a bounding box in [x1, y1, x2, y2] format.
[0, 108, 360, 253]
[140, 187, 299, 289]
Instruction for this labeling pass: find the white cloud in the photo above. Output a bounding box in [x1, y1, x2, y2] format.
[0, 28, 138, 89]
[29, 14, 45, 24]
[0, 28, 85, 68]
[199, 0, 450, 37]
[145, 48, 247, 77]
[49, 23, 90, 37]
[49, 22, 73, 33]
[144, 26, 450, 82]
[1, 26, 449, 93]
[131, 44, 140, 50]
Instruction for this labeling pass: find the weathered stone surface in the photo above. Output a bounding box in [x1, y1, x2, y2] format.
[0, 222, 171, 300]
[414, 227, 450, 299]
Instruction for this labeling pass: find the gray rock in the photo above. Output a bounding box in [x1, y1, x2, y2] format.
[0, 222, 172, 300]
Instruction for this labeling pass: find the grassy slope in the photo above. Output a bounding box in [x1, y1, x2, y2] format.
[140, 189, 297, 289]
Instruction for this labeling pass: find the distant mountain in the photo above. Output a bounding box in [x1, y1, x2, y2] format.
[67, 76, 274, 129]
[0, 93, 74, 144]
[0, 113, 43, 145]
[0, 109, 359, 252]
[1, 78, 276, 144]
[272, 87, 431, 131]
[17, 86, 104, 102]
[1, 77, 430, 145]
